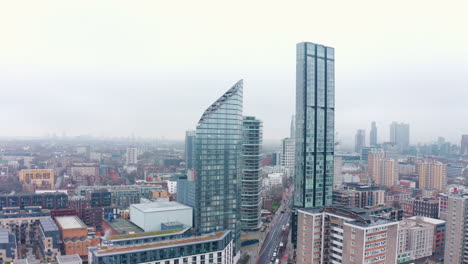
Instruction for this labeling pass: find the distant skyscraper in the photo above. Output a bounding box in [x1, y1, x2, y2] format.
[390, 122, 410, 152]
[355, 129, 366, 154]
[333, 155, 343, 189]
[370, 121, 377, 146]
[294, 42, 335, 208]
[280, 138, 295, 174]
[444, 194, 468, 263]
[194, 80, 243, 254]
[461, 135, 468, 155]
[240, 116, 262, 231]
[290, 115, 296, 138]
[126, 147, 137, 165]
[184, 130, 196, 169]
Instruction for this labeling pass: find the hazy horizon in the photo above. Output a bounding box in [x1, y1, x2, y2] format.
[1, 1, 467, 147]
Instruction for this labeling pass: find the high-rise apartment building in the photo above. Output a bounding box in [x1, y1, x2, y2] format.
[295, 206, 398, 264]
[240, 116, 262, 231]
[126, 147, 138, 165]
[193, 80, 243, 255]
[460, 135, 468, 155]
[417, 160, 447, 191]
[280, 138, 295, 174]
[370, 121, 378, 146]
[184, 131, 196, 169]
[369, 151, 398, 187]
[444, 194, 468, 264]
[294, 42, 335, 208]
[390, 122, 410, 152]
[355, 129, 366, 154]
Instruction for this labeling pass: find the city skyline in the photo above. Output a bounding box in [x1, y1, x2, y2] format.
[0, 1, 467, 145]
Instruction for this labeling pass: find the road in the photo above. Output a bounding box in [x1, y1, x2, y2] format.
[257, 195, 292, 264]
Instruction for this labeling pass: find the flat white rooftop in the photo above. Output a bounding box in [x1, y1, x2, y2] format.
[57, 254, 82, 264]
[56, 216, 87, 229]
[131, 201, 191, 213]
[408, 216, 446, 225]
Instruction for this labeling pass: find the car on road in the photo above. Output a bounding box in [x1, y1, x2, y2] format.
[280, 210, 285, 214]
[281, 225, 286, 231]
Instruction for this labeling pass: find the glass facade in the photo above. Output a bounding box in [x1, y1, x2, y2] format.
[194, 80, 243, 253]
[294, 42, 335, 208]
[241, 116, 262, 231]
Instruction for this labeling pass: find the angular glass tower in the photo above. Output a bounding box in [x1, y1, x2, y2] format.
[241, 116, 262, 231]
[194, 80, 243, 253]
[294, 42, 335, 208]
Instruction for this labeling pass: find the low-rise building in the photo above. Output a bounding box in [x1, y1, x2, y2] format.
[39, 218, 61, 261]
[0, 228, 16, 263]
[19, 169, 55, 190]
[0, 192, 68, 210]
[55, 216, 100, 258]
[88, 231, 233, 264]
[56, 254, 83, 264]
[0, 206, 50, 245]
[412, 197, 439, 218]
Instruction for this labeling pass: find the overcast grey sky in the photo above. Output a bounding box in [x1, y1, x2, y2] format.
[1, 0, 467, 146]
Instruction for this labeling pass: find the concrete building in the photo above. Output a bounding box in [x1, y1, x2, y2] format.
[166, 180, 177, 194]
[417, 160, 447, 191]
[69, 163, 99, 186]
[89, 231, 233, 264]
[19, 169, 55, 190]
[0, 228, 16, 263]
[367, 149, 385, 182]
[444, 194, 468, 264]
[55, 216, 100, 257]
[294, 42, 335, 208]
[374, 158, 398, 188]
[126, 147, 138, 165]
[332, 185, 385, 208]
[240, 116, 262, 231]
[397, 219, 433, 263]
[38, 218, 61, 261]
[408, 216, 446, 255]
[412, 197, 439, 218]
[263, 173, 283, 189]
[280, 138, 295, 174]
[130, 202, 192, 232]
[102, 227, 191, 247]
[295, 206, 398, 264]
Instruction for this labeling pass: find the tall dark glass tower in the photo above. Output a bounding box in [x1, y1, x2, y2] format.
[294, 42, 335, 208]
[241, 116, 262, 231]
[185, 130, 196, 169]
[194, 80, 243, 253]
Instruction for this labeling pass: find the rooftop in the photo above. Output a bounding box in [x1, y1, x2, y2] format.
[104, 218, 143, 235]
[408, 216, 446, 225]
[40, 217, 59, 232]
[107, 227, 188, 241]
[131, 201, 192, 213]
[56, 216, 87, 230]
[56, 254, 82, 264]
[0, 228, 11, 243]
[94, 231, 229, 256]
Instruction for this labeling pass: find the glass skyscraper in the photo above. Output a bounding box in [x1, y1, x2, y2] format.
[294, 42, 335, 208]
[241, 116, 262, 231]
[194, 80, 243, 253]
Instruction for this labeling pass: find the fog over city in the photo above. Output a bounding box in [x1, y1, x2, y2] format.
[1, 0, 467, 146]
